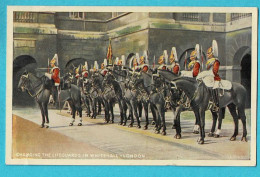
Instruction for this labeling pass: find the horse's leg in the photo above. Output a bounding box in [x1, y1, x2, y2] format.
[150, 104, 157, 127]
[103, 100, 109, 123]
[174, 106, 182, 139]
[98, 99, 102, 115]
[193, 110, 200, 134]
[39, 103, 45, 128]
[227, 103, 239, 141]
[117, 99, 124, 125]
[86, 98, 91, 117]
[172, 107, 177, 129]
[198, 109, 206, 144]
[158, 103, 166, 136]
[142, 102, 149, 129]
[129, 100, 137, 127]
[238, 107, 247, 142]
[208, 110, 218, 137]
[76, 105, 83, 126]
[69, 101, 76, 126]
[109, 101, 114, 124]
[124, 100, 132, 126]
[93, 98, 97, 119]
[43, 102, 50, 128]
[138, 101, 142, 121]
[214, 107, 226, 138]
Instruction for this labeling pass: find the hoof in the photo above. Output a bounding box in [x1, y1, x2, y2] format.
[137, 125, 141, 129]
[155, 130, 160, 134]
[214, 134, 220, 138]
[230, 136, 236, 141]
[208, 132, 214, 137]
[118, 122, 123, 125]
[45, 125, 49, 128]
[122, 122, 126, 126]
[174, 134, 181, 139]
[104, 121, 109, 124]
[161, 131, 166, 136]
[241, 137, 247, 142]
[40, 124, 44, 128]
[151, 121, 155, 125]
[78, 123, 82, 126]
[198, 140, 204, 144]
[69, 123, 73, 126]
[193, 130, 199, 134]
[143, 126, 148, 130]
[109, 120, 114, 124]
[128, 124, 133, 127]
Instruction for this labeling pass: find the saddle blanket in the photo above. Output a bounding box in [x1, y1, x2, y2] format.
[197, 71, 232, 90]
[180, 71, 193, 78]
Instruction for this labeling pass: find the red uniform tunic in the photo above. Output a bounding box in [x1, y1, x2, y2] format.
[82, 71, 88, 78]
[192, 62, 200, 77]
[142, 65, 148, 72]
[51, 67, 60, 83]
[101, 69, 108, 76]
[172, 65, 180, 74]
[206, 58, 221, 81]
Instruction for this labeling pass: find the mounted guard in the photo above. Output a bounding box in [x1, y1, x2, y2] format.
[45, 54, 60, 104]
[167, 47, 180, 75]
[181, 44, 200, 78]
[157, 50, 168, 70]
[101, 59, 108, 76]
[139, 50, 149, 73]
[81, 62, 89, 79]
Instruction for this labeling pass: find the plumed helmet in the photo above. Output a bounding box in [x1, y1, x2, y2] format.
[103, 58, 108, 67]
[94, 61, 99, 70]
[190, 44, 200, 60]
[170, 47, 178, 63]
[121, 55, 126, 66]
[114, 57, 119, 65]
[212, 40, 218, 58]
[50, 53, 58, 65]
[135, 53, 140, 64]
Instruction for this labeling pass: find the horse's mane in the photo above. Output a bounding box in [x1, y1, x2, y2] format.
[158, 69, 179, 81]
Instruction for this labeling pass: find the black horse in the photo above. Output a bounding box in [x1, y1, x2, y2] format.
[102, 70, 127, 124]
[169, 75, 248, 144]
[19, 71, 83, 127]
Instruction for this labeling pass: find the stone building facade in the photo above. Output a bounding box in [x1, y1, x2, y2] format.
[13, 12, 252, 106]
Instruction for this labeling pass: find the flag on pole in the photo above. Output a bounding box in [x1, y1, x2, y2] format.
[106, 38, 113, 65]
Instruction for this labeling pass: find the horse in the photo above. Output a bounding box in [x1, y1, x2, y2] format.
[168, 75, 247, 144]
[18, 71, 52, 128]
[18, 71, 83, 127]
[89, 71, 104, 119]
[102, 70, 127, 124]
[132, 71, 168, 134]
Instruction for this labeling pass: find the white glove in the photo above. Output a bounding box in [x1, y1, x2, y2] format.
[45, 73, 52, 80]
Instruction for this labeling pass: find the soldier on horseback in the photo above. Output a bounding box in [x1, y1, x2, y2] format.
[101, 59, 108, 76]
[167, 47, 180, 75]
[45, 54, 60, 105]
[139, 50, 149, 73]
[206, 40, 221, 111]
[157, 50, 168, 70]
[181, 44, 201, 78]
[81, 62, 89, 79]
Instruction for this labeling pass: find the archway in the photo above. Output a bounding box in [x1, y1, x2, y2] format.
[241, 54, 251, 108]
[13, 55, 37, 107]
[65, 58, 90, 73]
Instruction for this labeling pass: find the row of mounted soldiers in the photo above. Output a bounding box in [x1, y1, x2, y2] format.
[44, 40, 227, 141]
[40, 37, 250, 144]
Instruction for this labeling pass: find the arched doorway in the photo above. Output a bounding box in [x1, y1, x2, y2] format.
[13, 55, 37, 107]
[65, 58, 90, 73]
[241, 54, 251, 108]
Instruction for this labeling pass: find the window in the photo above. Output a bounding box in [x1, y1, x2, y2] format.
[13, 12, 37, 23]
[231, 13, 251, 21]
[69, 12, 85, 19]
[181, 13, 200, 22]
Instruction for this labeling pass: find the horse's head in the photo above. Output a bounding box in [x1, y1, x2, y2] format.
[18, 71, 30, 92]
[103, 71, 115, 85]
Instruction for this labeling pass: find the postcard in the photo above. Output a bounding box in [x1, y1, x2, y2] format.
[6, 6, 257, 166]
